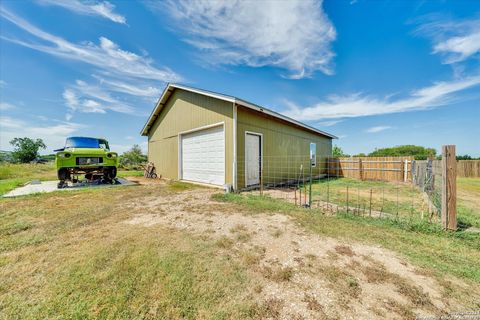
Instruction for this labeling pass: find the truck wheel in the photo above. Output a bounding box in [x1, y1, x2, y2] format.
[105, 167, 117, 179]
[102, 167, 116, 184]
[57, 168, 70, 181]
[58, 180, 66, 189]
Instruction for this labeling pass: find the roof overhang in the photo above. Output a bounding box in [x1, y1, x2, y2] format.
[140, 83, 337, 139]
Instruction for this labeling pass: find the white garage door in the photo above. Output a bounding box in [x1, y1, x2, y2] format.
[181, 125, 225, 186]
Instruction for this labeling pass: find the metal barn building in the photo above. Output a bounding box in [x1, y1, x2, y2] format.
[141, 84, 336, 190]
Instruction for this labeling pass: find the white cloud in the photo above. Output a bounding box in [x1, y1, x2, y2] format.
[0, 80, 6, 88]
[37, 0, 126, 24]
[317, 120, 343, 127]
[154, 0, 336, 78]
[0, 102, 15, 111]
[283, 75, 480, 120]
[365, 126, 392, 133]
[92, 75, 160, 98]
[0, 116, 84, 152]
[416, 17, 480, 64]
[61, 76, 159, 119]
[434, 32, 480, 64]
[0, 7, 181, 82]
[0, 7, 178, 120]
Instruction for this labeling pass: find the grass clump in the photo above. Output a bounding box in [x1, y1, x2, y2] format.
[168, 181, 201, 192]
[262, 265, 294, 282]
[246, 298, 284, 319]
[216, 236, 234, 249]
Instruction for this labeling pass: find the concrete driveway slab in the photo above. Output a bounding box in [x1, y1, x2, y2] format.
[3, 178, 137, 198]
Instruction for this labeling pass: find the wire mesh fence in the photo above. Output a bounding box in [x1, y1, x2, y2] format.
[411, 159, 443, 219]
[237, 155, 443, 224]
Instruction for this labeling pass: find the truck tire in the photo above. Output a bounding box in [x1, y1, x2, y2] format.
[103, 167, 117, 183]
[57, 168, 70, 181]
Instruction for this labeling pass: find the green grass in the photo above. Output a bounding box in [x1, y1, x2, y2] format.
[0, 162, 57, 180]
[168, 181, 203, 191]
[458, 177, 480, 193]
[457, 178, 480, 229]
[117, 170, 144, 177]
[307, 177, 428, 219]
[1, 168, 480, 317]
[0, 187, 255, 319]
[214, 192, 480, 283]
[0, 163, 57, 196]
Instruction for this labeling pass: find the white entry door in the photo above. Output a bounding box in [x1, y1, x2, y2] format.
[181, 125, 225, 186]
[245, 133, 261, 186]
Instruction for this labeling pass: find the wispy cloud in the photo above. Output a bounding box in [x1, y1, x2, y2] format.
[415, 16, 480, 64]
[0, 7, 181, 82]
[0, 116, 84, 151]
[67, 80, 133, 111]
[92, 75, 160, 98]
[316, 120, 343, 127]
[37, 0, 126, 24]
[0, 102, 15, 111]
[0, 80, 6, 88]
[0, 7, 179, 120]
[283, 75, 480, 120]
[365, 126, 392, 133]
[152, 0, 336, 78]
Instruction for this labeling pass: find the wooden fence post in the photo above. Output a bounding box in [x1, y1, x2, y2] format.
[359, 159, 363, 180]
[441, 145, 457, 230]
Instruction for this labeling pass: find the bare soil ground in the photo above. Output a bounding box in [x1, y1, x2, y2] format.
[124, 188, 467, 319]
[123, 176, 168, 185]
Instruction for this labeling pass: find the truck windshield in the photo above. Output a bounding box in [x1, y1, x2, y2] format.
[65, 137, 109, 150]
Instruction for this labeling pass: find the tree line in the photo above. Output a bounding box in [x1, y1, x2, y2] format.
[1, 137, 477, 164]
[333, 144, 479, 160]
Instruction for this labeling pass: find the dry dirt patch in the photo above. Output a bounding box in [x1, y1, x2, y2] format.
[123, 188, 465, 319]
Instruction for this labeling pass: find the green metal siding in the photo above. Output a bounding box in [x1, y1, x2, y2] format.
[236, 106, 332, 188]
[148, 89, 234, 183]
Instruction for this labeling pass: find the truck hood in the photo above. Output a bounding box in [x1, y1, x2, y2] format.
[63, 148, 109, 155]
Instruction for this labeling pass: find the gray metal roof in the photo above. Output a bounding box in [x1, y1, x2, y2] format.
[140, 83, 337, 139]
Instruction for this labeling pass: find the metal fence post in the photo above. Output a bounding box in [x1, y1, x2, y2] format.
[309, 160, 312, 208]
[346, 186, 349, 214]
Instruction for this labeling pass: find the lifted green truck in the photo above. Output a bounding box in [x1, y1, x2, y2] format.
[55, 137, 118, 188]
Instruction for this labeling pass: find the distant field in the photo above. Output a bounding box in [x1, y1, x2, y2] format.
[0, 163, 143, 196]
[457, 178, 480, 229]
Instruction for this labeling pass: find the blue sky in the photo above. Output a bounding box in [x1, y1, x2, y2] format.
[0, 0, 479, 156]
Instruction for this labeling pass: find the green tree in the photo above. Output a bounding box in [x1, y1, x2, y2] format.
[368, 145, 436, 160]
[332, 145, 348, 157]
[457, 155, 474, 160]
[119, 144, 147, 169]
[354, 153, 366, 157]
[10, 137, 46, 163]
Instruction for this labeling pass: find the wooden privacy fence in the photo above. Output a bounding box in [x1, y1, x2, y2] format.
[457, 160, 480, 178]
[327, 156, 414, 182]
